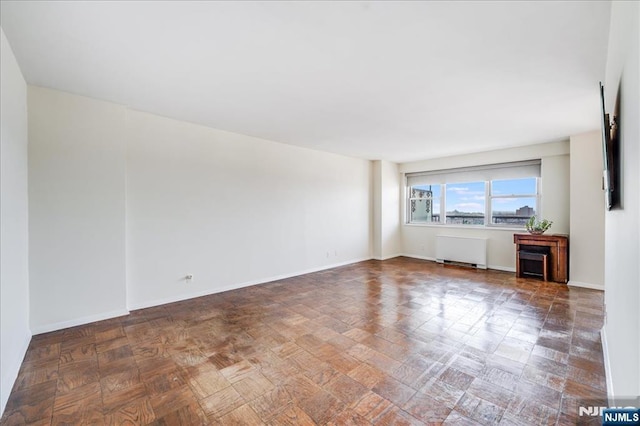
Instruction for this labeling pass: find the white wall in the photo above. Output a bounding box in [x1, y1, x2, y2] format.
[27, 87, 372, 323]
[28, 87, 128, 333]
[602, 0, 639, 402]
[0, 28, 31, 415]
[399, 141, 570, 270]
[372, 160, 401, 260]
[125, 109, 371, 309]
[569, 131, 605, 290]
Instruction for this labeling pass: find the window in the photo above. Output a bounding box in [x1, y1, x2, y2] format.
[406, 160, 541, 227]
[408, 184, 441, 223]
[490, 178, 538, 226]
[446, 181, 485, 225]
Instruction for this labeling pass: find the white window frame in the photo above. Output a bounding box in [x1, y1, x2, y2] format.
[486, 177, 541, 228]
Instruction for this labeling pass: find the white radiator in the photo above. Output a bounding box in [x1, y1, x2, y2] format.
[436, 235, 488, 269]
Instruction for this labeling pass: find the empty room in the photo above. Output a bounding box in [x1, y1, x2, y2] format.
[1, 1, 638, 425]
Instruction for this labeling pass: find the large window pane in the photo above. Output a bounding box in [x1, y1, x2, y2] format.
[409, 185, 440, 223]
[492, 178, 536, 195]
[445, 181, 485, 225]
[491, 197, 537, 225]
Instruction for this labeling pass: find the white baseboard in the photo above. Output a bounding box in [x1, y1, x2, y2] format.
[372, 253, 402, 261]
[601, 325, 615, 404]
[31, 308, 130, 335]
[0, 331, 31, 416]
[401, 254, 515, 273]
[128, 257, 372, 311]
[568, 280, 605, 291]
[400, 253, 437, 262]
[488, 265, 516, 273]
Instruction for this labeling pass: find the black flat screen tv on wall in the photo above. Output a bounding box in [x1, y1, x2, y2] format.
[599, 82, 619, 210]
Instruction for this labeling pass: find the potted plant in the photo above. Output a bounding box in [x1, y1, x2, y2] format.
[525, 216, 553, 234]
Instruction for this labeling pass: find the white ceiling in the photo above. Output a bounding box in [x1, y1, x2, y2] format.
[1, 1, 611, 163]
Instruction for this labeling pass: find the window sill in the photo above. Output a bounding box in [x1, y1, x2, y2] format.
[403, 223, 525, 232]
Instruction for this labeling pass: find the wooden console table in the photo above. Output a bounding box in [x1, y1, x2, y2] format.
[513, 233, 569, 283]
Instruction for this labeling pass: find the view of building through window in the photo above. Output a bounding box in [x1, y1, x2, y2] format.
[446, 181, 485, 225]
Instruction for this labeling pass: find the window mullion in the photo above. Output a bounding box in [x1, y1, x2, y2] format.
[485, 181, 490, 225]
[440, 184, 446, 224]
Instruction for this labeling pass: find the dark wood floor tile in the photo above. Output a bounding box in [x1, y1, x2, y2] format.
[13, 359, 59, 391]
[23, 343, 61, 364]
[124, 321, 160, 343]
[100, 365, 141, 395]
[97, 357, 138, 381]
[149, 384, 198, 419]
[131, 337, 170, 361]
[303, 363, 340, 387]
[2, 380, 57, 424]
[439, 366, 475, 391]
[172, 348, 208, 368]
[137, 356, 180, 382]
[218, 403, 264, 425]
[465, 378, 515, 410]
[324, 373, 369, 405]
[51, 381, 103, 425]
[325, 353, 359, 376]
[95, 337, 130, 356]
[454, 392, 505, 425]
[566, 365, 606, 391]
[268, 405, 316, 426]
[522, 364, 566, 392]
[531, 344, 570, 364]
[567, 354, 605, 374]
[493, 336, 534, 364]
[373, 405, 424, 426]
[448, 354, 486, 377]
[420, 378, 465, 408]
[248, 386, 292, 421]
[184, 364, 230, 399]
[477, 365, 519, 393]
[350, 391, 392, 422]
[199, 385, 245, 418]
[347, 363, 386, 389]
[298, 389, 345, 424]
[59, 341, 96, 365]
[102, 382, 148, 413]
[150, 402, 208, 426]
[569, 344, 605, 362]
[104, 397, 155, 425]
[220, 360, 257, 384]
[95, 325, 126, 343]
[295, 334, 325, 353]
[536, 335, 571, 354]
[232, 371, 275, 402]
[442, 409, 484, 425]
[366, 350, 403, 375]
[372, 377, 416, 407]
[56, 359, 100, 394]
[403, 391, 453, 423]
[504, 393, 559, 425]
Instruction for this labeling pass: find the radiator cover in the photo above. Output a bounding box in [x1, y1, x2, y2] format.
[436, 235, 488, 269]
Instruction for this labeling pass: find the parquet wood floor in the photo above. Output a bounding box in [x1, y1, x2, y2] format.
[1, 257, 607, 425]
